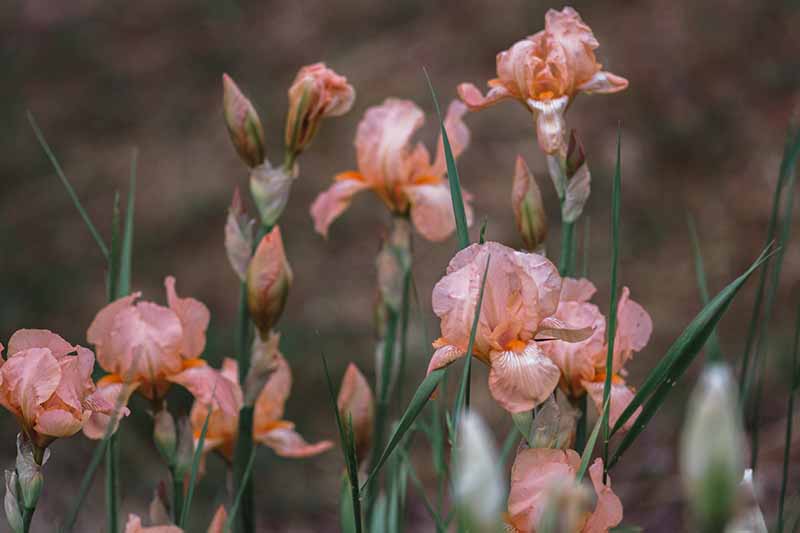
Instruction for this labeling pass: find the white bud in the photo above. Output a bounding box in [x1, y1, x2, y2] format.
[680, 364, 745, 531]
[454, 412, 505, 533]
[4, 471, 23, 533]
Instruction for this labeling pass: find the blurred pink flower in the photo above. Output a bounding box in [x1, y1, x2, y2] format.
[190, 346, 332, 463]
[427, 242, 591, 413]
[311, 98, 473, 242]
[507, 448, 622, 532]
[458, 7, 628, 154]
[540, 278, 652, 430]
[285, 63, 355, 155]
[124, 505, 226, 532]
[0, 329, 113, 447]
[83, 277, 238, 438]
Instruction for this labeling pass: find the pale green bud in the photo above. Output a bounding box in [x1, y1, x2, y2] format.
[4, 471, 23, 533]
[14, 435, 46, 510]
[153, 408, 177, 466]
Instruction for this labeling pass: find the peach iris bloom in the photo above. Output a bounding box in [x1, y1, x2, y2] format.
[540, 278, 652, 430]
[507, 448, 622, 532]
[190, 351, 332, 462]
[124, 505, 226, 533]
[311, 98, 473, 242]
[427, 242, 591, 413]
[457, 7, 628, 154]
[0, 329, 113, 446]
[83, 277, 238, 439]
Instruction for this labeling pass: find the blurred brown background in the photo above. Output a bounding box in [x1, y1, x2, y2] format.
[2, 0, 800, 531]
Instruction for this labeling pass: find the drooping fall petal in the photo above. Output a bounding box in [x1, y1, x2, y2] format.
[309, 173, 370, 237]
[584, 459, 623, 532]
[582, 380, 640, 432]
[406, 183, 473, 242]
[487, 343, 561, 413]
[255, 422, 333, 458]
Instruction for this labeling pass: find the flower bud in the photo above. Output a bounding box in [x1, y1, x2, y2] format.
[512, 156, 548, 251]
[224, 187, 255, 282]
[153, 408, 177, 466]
[174, 416, 195, 479]
[285, 63, 355, 157]
[454, 412, 504, 533]
[337, 363, 374, 466]
[249, 163, 297, 227]
[537, 478, 592, 533]
[375, 220, 411, 313]
[4, 471, 23, 533]
[14, 435, 46, 511]
[222, 73, 266, 168]
[247, 226, 293, 337]
[681, 364, 745, 532]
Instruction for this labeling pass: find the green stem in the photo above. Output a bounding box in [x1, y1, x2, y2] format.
[559, 219, 575, 277]
[777, 301, 800, 532]
[22, 507, 34, 533]
[233, 406, 255, 533]
[171, 467, 183, 524]
[105, 434, 120, 533]
[574, 395, 588, 454]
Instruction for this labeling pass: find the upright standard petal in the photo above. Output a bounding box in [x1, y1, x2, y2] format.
[1, 348, 61, 424]
[582, 380, 640, 432]
[613, 287, 653, 371]
[7, 329, 74, 358]
[309, 172, 369, 237]
[430, 100, 471, 177]
[354, 98, 425, 191]
[164, 277, 210, 359]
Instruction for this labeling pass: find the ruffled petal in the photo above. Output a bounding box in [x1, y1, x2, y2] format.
[87, 293, 141, 365]
[355, 98, 426, 188]
[255, 422, 333, 458]
[507, 447, 581, 532]
[431, 257, 481, 350]
[582, 380, 640, 432]
[309, 173, 370, 238]
[107, 303, 184, 382]
[82, 380, 136, 440]
[560, 277, 597, 303]
[487, 342, 560, 413]
[584, 459, 623, 532]
[577, 70, 629, 95]
[165, 276, 210, 359]
[2, 348, 61, 423]
[613, 287, 653, 371]
[168, 362, 241, 417]
[7, 329, 74, 358]
[430, 100, 471, 177]
[406, 183, 473, 242]
[544, 7, 601, 88]
[254, 350, 292, 424]
[34, 408, 83, 438]
[426, 344, 466, 374]
[457, 82, 515, 111]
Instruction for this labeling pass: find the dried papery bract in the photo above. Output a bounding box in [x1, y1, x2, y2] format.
[725, 470, 767, 533]
[529, 395, 579, 450]
[457, 7, 628, 155]
[224, 187, 255, 283]
[337, 363, 375, 466]
[285, 63, 355, 159]
[249, 162, 298, 228]
[246, 226, 293, 339]
[512, 156, 548, 251]
[222, 73, 266, 168]
[681, 364, 745, 532]
[559, 130, 591, 224]
[4, 470, 23, 533]
[454, 412, 505, 533]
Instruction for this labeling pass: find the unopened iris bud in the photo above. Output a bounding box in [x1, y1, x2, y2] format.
[537, 478, 592, 533]
[285, 63, 355, 158]
[249, 163, 297, 228]
[512, 156, 548, 252]
[15, 435, 47, 511]
[153, 408, 177, 465]
[529, 395, 578, 450]
[454, 412, 504, 533]
[222, 73, 266, 168]
[174, 417, 195, 479]
[247, 226, 293, 338]
[337, 363, 374, 466]
[4, 471, 23, 533]
[681, 364, 745, 532]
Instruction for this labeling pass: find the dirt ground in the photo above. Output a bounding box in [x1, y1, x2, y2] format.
[1, 0, 799, 530]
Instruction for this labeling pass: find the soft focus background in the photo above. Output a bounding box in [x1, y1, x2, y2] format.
[2, 0, 800, 531]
